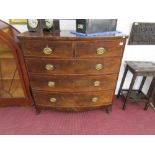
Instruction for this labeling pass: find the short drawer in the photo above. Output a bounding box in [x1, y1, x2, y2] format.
[29, 74, 117, 92]
[26, 57, 121, 75]
[75, 40, 125, 58]
[20, 40, 73, 58]
[33, 90, 114, 107]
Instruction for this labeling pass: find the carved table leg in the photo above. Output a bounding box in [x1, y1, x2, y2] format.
[145, 81, 155, 110]
[144, 93, 153, 111]
[144, 102, 149, 111]
[122, 74, 137, 110]
[117, 65, 128, 98]
[138, 76, 146, 94]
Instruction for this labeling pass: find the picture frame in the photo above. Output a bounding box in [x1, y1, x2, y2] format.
[9, 19, 27, 24]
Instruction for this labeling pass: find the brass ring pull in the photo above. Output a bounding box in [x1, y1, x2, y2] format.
[48, 81, 55, 87]
[43, 46, 52, 55]
[119, 42, 124, 46]
[95, 64, 103, 70]
[45, 64, 54, 71]
[50, 97, 57, 103]
[96, 47, 106, 54]
[94, 81, 101, 87]
[92, 97, 98, 103]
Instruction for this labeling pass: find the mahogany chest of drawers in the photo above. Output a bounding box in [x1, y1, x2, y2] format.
[18, 31, 127, 113]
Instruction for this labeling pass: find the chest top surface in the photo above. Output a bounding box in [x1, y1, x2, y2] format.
[18, 30, 128, 41]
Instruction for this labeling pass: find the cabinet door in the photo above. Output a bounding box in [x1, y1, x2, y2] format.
[0, 20, 32, 106]
[0, 41, 25, 98]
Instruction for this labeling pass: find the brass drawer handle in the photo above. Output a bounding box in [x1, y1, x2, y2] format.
[119, 42, 124, 46]
[48, 81, 55, 87]
[92, 97, 98, 103]
[50, 97, 57, 103]
[94, 81, 101, 87]
[96, 47, 106, 54]
[43, 46, 52, 55]
[45, 64, 54, 71]
[95, 64, 103, 70]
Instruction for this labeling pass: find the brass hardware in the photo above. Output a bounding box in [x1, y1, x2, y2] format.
[119, 42, 124, 46]
[94, 81, 101, 87]
[96, 64, 103, 70]
[96, 47, 106, 54]
[45, 64, 54, 71]
[92, 97, 98, 103]
[50, 97, 57, 103]
[43, 46, 52, 55]
[48, 81, 55, 87]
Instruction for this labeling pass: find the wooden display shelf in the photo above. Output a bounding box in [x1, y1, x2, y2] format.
[0, 79, 25, 98]
[0, 19, 33, 106]
[0, 50, 13, 58]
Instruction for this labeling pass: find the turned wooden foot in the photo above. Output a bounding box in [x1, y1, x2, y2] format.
[105, 105, 112, 114]
[35, 106, 41, 114]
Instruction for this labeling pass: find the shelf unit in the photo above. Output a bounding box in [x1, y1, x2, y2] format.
[0, 20, 32, 106]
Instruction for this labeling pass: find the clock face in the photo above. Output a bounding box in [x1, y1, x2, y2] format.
[45, 19, 53, 28]
[27, 19, 38, 28]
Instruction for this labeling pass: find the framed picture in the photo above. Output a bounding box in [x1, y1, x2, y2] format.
[9, 19, 27, 24]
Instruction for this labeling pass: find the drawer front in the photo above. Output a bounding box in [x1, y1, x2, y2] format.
[33, 90, 114, 107]
[21, 40, 73, 58]
[26, 57, 121, 75]
[75, 40, 125, 58]
[29, 74, 117, 92]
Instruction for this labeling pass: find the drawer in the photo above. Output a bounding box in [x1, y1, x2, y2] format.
[29, 74, 117, 92]
[26, 57, 121, 75]
[75, 40, 125, 58]
[20, 40, 73, 58]
[33, 90, 114, 107]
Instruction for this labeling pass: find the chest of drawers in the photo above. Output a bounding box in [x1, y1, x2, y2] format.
[18, 31, 127, 113]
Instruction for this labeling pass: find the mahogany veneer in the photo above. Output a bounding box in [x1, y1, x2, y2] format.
[18, 31, 127, 113]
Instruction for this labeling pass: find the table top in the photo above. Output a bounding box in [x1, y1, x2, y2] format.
[17, 30, 128, 41]
[126, 61, 155, 73]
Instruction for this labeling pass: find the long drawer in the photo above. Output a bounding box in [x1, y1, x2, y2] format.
[75, 40, 125, 58]
[26, 57, 121, 75]
[20, 40, 73, 58]
[33, 90, 114, 107]
[29, 74, 117, 92]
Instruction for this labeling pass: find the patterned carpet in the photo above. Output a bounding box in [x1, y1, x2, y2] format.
[0, 97, 155, 135]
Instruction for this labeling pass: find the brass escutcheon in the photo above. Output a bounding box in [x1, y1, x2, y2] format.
[94, 81, 101, 87]
[48, 81, 55, 87]
[96, 64, 103, 70]
[43, 46, 52, 55]
[92, 97, 98, 103]
[45, 64, 54, 71]
[96, 47, 106, 54]
[50, 97, 57, 103]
